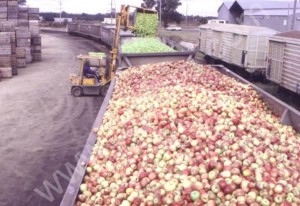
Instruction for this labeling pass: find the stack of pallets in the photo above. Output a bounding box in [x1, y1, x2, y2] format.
[29, 20, 41, 61]
[18, 7, 29, 28]
[16, 28, 30, 67]
[0, 2, 42, 78]
[31, 35, 41, 61]
[0, 32, 12, 78]
[0, 21, 17, 75]
[28, 8, 39, 21]
[0, 1, 7, 20]
[7, 0, 18, 26]
[15, 46, 25, 68]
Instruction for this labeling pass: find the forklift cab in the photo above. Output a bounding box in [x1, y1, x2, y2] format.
[69, 53, 111, 97]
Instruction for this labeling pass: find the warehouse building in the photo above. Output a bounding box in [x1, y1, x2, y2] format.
[218, 0, 300, 32]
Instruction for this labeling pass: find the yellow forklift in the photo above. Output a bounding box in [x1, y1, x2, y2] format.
[69, 5, 157, 97]
[69, 53, 110, 97]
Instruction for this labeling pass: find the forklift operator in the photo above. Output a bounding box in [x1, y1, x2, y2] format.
[83, 60, 100, 82]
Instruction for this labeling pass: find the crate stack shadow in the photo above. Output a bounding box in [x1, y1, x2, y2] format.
[0, 0, 41, 80]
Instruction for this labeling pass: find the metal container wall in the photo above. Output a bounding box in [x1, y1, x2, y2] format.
[100, 25, 114, 46]
[90, 25, 101, 39]
[199, 23, 278, 73]
[78, 24, 91, 36]
[268, 36, 300, 94]
[67, 23, 79, 34]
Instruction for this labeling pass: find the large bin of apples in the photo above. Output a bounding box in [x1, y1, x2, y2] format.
[61, 61, 300, 206]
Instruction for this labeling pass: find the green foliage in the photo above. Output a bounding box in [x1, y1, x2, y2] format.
[198, 17, 208, 25]
[121, 38, 175, 53]
[170, 11, 183, 24]
[143, 0, 157, 9]
[88, 52, 106, 58]
[18, 0, 26, 5]
[134, 13, 159, 37]
[40, 12, 108, 22]
[157, 0, 182, 27]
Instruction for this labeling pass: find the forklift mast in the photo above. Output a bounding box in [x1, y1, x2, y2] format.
[108, 5, 157, 79]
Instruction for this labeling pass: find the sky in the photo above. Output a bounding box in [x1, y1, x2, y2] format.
[25, 0, 223, 16]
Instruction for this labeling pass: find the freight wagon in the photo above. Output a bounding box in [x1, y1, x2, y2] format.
[199, 23, 278, 73]
[67, 23, 195, 67]
[60, 62, 300, 206]
[67, 23, 135, 48]
[118, 37, 195, 68]
[267, 31, 300, 94]
[67, 22, 79, 35]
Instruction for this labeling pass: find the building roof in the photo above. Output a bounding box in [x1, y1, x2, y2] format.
[275, 31, 300, 39]
[218, 1, 235, 12]
[221, 0, 299, 11]
[200, 23, 278, 36]
[224, 1, 235, 9]
[244, 9, 300, 16]
[237, 0, 296, 10]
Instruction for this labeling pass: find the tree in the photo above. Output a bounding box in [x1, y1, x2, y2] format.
[142, 0, 157, 9]
[157, 0, 182, 27]
[18, 0, 26, 5]
[169, 11, 183, 24]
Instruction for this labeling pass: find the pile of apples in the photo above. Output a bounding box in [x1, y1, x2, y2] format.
[76, 61, 300, 206]
[121, 38, 175, 54]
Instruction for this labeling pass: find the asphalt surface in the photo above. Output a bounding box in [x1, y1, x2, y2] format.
[0, 31, 108, 206]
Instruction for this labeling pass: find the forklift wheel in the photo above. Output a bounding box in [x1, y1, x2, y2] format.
[100, 84, 109, 97]
[72, 87, 83, 97]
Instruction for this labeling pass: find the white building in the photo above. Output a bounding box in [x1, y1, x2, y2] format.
[54, 18, 73, 23]
[218, 0, 300, 32]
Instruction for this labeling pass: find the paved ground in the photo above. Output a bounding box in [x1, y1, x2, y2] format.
[0, 31, 108, 206]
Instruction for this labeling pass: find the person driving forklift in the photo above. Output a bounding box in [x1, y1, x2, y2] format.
[83, 60, 100, 82]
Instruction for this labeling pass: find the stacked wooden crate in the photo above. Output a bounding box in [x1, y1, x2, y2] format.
[28, 7, 39, 21]
[0, 2, 41, 77]
[0, 20, 17, 74]
[0, 32, 12, 78]
[29, 8, 41, 61]
[18, 7, 29, 28]
[0, 1, 7, 20]
[7, 0, 18, 26]
[16, 28, 30, 67]
[31, 35, 41, 61]
[16, 46, 25, 67]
